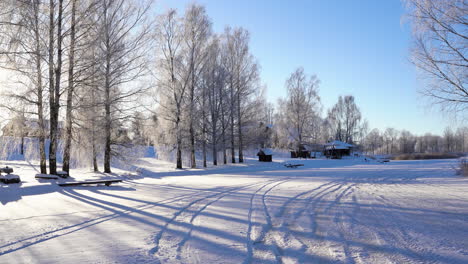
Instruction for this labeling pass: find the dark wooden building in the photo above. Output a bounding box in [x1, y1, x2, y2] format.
[257, 148, 273, 162]
[323, 140, 354, 159]
[290, 144, 314, 158]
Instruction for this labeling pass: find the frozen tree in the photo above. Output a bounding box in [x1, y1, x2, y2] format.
[182, 4, 211, 168]
[405, 0, 467, 113]
[327, 95, 362, 143]
[202, 36, 226, 165]
[222, 27, 259, 163]
[0, 0, 48, 173]
[278, 67, 321, 152]
[383, 127, 399, 154]
[96, 0, 151, 173]
[365, 128, 383, 154]
[399, 130, 416, 153]
[62, 0, 98, 173]
[155, 9, 186, 169]
[443, 127, 455, 152]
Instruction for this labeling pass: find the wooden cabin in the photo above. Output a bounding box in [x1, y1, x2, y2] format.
[257, 148, 273, 162]
[290, 144, 313, 158]
[323, 140, 354, 159]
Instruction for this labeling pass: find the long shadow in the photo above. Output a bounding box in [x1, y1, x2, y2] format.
[0, 183, 58, 205]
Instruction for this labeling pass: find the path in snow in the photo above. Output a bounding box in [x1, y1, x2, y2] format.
[0, 158, 467, 263]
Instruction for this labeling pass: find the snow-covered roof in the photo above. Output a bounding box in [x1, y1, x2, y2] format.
[324, 140, 354, 150]
[258, 148, 273, 155]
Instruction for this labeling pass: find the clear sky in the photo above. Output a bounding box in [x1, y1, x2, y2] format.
[156, 0, 458, 135]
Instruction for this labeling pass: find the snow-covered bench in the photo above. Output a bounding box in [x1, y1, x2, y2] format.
[0, 166, 20, 184]
[284, 163, 304, 168]
[0, 166, 14, 174]
[0, 174, 20, 184]
[58, 179, 122, 187]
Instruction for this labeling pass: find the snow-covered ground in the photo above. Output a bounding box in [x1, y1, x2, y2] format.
[1, 157, 467, 263]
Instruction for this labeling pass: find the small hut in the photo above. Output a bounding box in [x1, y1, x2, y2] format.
[290, 144, 312, 158]
[257, 148, 273, 162]
[323, 140, 354, 159]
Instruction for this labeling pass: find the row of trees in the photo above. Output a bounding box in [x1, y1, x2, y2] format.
[364, 127, 468, 155]
[0, 1, 271, 171]
[0, 0, 151, 174]
[150, 6, 270, 169]
[274, 67, 367, 152]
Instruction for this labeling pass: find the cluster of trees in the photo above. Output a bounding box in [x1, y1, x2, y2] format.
[0, 0, 152, 174]
[274, 68, 367, 152]
[364, 127, 468, 155]
[0, 1, 272, 172]
[149, 5, 272, 169]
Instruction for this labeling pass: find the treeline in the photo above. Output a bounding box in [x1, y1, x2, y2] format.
[363, 127, 468, 155]
[0, 1, 271, 172]
[150, 6, 268, 169]
[0, 0, 153, 174]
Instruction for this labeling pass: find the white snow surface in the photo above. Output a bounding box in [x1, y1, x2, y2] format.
[1, 157, 467, 264]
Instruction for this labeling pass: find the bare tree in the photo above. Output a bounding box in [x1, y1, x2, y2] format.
[222, 27, 258, 163]
[405, 0, 467, 113]
[279, 67, 320, 152]
[98, 0, 151, 173]
[182, 4, 211, 168]
[203, 36, 226, 166]
[62, 0, 77, 174]
[0, 0, 48, 174]
[155, 9, 186, 169]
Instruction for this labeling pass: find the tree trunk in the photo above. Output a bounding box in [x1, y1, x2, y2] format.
[202, 87, 207, 168]
[104, 59, 111, 173]
[189, 92, 196, 168]
[33, 0, 47, 174]
[62, 0, 76, 174]
[212, 123, 217, 166]
[176, 129, 182, 169]
[237, 88, 243, 163]
[49, 0, 63, 175]
[48, 0, 56, 175]
[221, 111, 227, 165]
[230, 81, 235, 163]
[19, 135, 23, 156]
[92, 142, 99, 172]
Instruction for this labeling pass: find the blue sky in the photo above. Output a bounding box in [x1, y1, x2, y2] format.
[156, 0, 455, 135]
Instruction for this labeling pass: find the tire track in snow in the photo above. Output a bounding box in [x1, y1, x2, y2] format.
[149, 179, 277, 262]
[243, 179, 289, 264]
[247, 179, 292, 263]
[250, 180, 345, 263]
[176, 179, 286, 262]
[299, 182, 358, 263]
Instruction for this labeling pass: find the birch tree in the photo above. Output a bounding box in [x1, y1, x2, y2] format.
[155, 9, 186, 169]
[222, 27, 258, 163]
[98, 0, 151, 173]
[0, 0, 48, 174]
[405, 0, 467, 113]
[280, 67, 321, 151]
[182, 4, 211, 168]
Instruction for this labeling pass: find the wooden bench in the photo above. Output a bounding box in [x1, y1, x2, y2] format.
[59, 179, 122, 187]
[0, 166, 14, 174]
[284, 163, 304, 168]
[35, 174, 59, 179]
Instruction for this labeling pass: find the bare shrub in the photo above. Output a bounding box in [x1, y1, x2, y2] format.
[392, 153, 461, 160]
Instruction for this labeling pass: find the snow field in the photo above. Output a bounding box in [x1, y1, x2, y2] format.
[1, 158, 467, 263]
